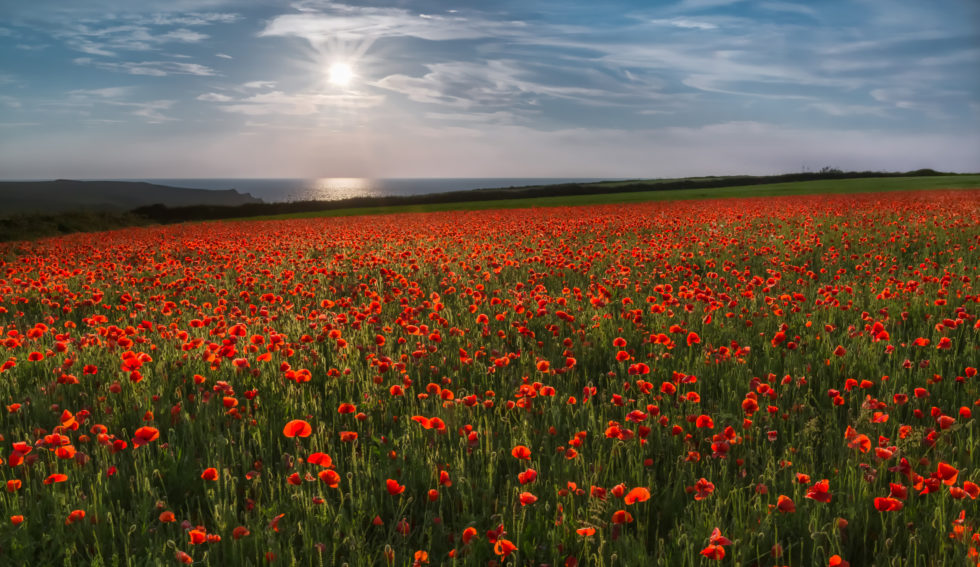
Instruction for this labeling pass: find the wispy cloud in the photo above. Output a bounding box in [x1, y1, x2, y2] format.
[650, 18, 719, 30]
[197, 92, 233, 102]
[197, 87, 385, 116]
[61, 85, 177, 123]
[74, 57, 217, 76]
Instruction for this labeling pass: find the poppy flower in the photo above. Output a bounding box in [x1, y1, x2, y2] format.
[461, 526, 478, 545]
[873, 497, 904, 512]
[233, 526, 251, 539]
[188, 529, 208, 545]
[709, 528, 732, 546]
[175, 551, 193, 564]
[611, 510, 634, 524]
[44, 473, 68, 484]
[700, 544, 725, 560]
[318, 469, 341, 488]
[11, 515, 24, 526]
[694, 478, 715, 500]
[337, 403, 356, 414]
[519, 491, 538, 506]
[386, 479, 405, 495]
[133, 426, 159, 447]
[576, 527, 596, 536]
[936, 462, 959, 485]
[805, 480, 832, 503]
[776, 495, 795, 513]
[829, 555, 850, 567]
[517, 468, 537, 485]
[201, 468, 219, 481]
[493, 538, 517, 558]
[695, 415, 714, 429]
[511, 445, 532, 460]
[283, 419, 312, 438]
[623, 487, 651, 505]
[307, 452, 333, 468]
[65, 509, 86, 525]
[159, 511, 176, 523]
[7, 480, 22, 492]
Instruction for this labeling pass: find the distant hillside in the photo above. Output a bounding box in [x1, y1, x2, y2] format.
[0, 180, 262, 217]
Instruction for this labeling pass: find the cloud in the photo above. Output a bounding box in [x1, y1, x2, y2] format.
[199, 89, 385, 116]
[757, 2, 818, 17]
[0, 96, 22, 109]
[11, 9, 239, 57]
[74, 57, 217, 76]
[58, 86, 177, 122]
[197, 92, 233, 102]
[806, 102, 890, 117]
[67, 86, 135, 98]
[242, 81, 276, 89]
[215, 52, 233, 59]
[650, 18, 719, 30]
[260, 4, 527, 45]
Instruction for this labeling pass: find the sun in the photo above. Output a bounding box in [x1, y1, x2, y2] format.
[328, 62, 354, 87]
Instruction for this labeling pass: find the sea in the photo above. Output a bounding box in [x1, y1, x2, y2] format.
[123, 178, 616, 203]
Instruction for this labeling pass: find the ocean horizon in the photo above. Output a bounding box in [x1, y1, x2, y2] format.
[111, 178, 619, 203]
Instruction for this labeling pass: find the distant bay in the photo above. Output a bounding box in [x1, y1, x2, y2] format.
[118, 178, 616, 203]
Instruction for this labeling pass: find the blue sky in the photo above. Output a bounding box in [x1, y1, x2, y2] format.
[1, 0, 978, 178]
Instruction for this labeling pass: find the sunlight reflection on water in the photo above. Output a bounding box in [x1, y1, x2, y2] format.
[302, 178, 383, 201]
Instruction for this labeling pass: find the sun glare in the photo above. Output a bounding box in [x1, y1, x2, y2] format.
[328, 62, 354, 87]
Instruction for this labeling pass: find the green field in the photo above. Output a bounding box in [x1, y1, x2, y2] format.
[238, 174, 980, 221]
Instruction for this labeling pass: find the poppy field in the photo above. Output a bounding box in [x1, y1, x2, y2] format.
[1, 188, 978, 566]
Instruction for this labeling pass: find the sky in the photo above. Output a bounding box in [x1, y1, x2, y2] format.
[0, 0, 978, 179]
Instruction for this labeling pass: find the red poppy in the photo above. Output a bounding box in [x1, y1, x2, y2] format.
[386, 478, 405, 495]
[873, 497, 904, 512]
[462, 526, 478, 545]
[493, 538, 518, 558]
[700, 544, 725, 560]
[511, 445, 532, 460]
[307, 452, 333, 468]
[318, 469, 341, 488]
[283, 419, 312, 438]
[159, 511, 176, 523]
[233, 526, 250, 539]
[694, 478, 715, 500]
[517, 468, 537, 485]
[201, 468, 219, 481]
[44, 473, 68, 484]
[936, 462, 959, 485]
[611, 510, 634, 524]
[519, 491, 538, 506]
[65, 509, 86, 525]
[623, 487, 651, 505]
[188, 529, 207, 544]
[776, 495, 795, 513]
[805, 479, 832, 503]
[576, 527, 596, 536]
[133, 426, 159, 447]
